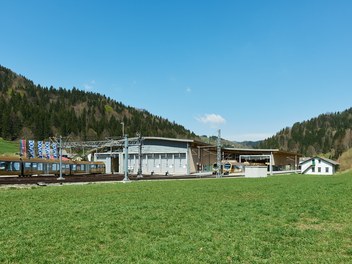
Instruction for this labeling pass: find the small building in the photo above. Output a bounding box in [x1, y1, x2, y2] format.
[300, 156, 339, 175]
[245, 166, 268, 178]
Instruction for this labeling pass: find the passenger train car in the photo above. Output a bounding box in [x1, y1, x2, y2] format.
[0, 156, 105, 177]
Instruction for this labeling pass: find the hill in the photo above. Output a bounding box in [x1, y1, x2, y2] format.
[258, 108, 352, 159]
[0, 65, 197, 141]
[0, 138, 19, 155]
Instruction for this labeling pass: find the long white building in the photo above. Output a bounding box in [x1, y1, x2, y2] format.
[90, 136, 301, 176]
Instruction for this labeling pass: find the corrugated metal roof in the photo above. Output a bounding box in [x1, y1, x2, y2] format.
[300, 156, 339, 166]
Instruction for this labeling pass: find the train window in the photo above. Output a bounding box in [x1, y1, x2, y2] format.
[12, 162, 20, 171]
[72, 164, 77, 171]
[25, 162, 31, 168]
[0, 162, 8, 171]
[224, 164, 231, 170]
[38, 163, 43, 170]
[32, 163, 38, 169]
[52, 164, 58, 170]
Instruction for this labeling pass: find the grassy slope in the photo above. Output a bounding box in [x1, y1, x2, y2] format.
[0, 138, 19, 155]
[338, 147, 352, 171]
[0, 174, 352, 263]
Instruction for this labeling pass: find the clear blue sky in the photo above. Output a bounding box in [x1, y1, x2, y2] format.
[1, 0, 352, 141]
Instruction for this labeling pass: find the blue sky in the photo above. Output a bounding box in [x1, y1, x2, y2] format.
[1, 0, 352, 141]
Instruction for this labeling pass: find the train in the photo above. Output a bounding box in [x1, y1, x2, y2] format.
[213, 160, 244, 175]
[0, 156, 105, 177]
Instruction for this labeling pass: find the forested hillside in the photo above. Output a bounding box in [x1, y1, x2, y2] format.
[0, 65, 197, 141]
[259, 109, 352, 159]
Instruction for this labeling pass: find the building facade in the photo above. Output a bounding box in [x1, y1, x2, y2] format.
[300, 156, 339, 175]
[90, 137, 301, 176]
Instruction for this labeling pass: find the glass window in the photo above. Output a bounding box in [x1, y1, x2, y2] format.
[12, 162, 20, 171]
[38, 163, 43, 170]
[312, 167, 315, 173]
[326, 167, 329, 173]
[25, 162, 31, 168]
[318, 167, 321, 173]
[0, 162, 7, 171]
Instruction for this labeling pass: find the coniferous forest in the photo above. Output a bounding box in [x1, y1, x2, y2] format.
[259, 109, 352, 159]
[0, 65, 197, 141]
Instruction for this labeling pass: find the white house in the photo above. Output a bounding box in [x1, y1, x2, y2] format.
[300, 156, 339, 175]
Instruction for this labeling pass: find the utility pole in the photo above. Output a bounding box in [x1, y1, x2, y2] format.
[137, 133, 143, 179]
[58, 136, 65, 180]
[50, 136, 65, 181]
[123, 134, 130, 182]
[120, 122, 124, 137]
[216, 129, 222, 178]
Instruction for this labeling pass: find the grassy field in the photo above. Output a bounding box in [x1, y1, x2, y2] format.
[1, 174, 352, 263]
[0, 138, 19, 155]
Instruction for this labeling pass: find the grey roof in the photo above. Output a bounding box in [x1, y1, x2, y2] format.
[300, 156, 339, 166]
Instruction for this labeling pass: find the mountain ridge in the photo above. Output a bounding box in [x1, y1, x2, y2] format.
[258, 108, 352, 159]
[0, 65, 198, 141]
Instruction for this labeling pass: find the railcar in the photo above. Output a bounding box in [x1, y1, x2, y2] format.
[212, 160, 244, 175]
[222, 160, 244, 175]
[0, 156, 105, 177]
[212, 162, 223, 175]
[71, 161, 105, 175]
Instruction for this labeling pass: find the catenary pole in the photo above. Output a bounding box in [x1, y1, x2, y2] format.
[217, 129, 222, 178]
[123, 134, 130, 182]
[57, 135, 65, 180]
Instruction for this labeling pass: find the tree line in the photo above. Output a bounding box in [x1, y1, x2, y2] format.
[0, 65, 197, 141]
[258, 109, 352, 158]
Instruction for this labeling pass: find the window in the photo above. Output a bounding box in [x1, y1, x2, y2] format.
[312, 167, 315, 173]
[318, 167, 321, 173]
[12, 162, 20, 171]
[0, 162, 7, 171]
[326, 167, 329, 173]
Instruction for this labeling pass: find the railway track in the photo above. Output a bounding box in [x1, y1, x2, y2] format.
[0, 174, 124, 185]
[0, 173, 217, 186]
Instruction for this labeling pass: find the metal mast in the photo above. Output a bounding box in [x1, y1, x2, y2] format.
[217, 129, 222, 178]
[137, 133, 143, 178]
[123, 134, 130, 182]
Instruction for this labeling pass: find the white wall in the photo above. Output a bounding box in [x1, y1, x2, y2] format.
[301, 158, 335, 175]
[245, 166, 268, 178]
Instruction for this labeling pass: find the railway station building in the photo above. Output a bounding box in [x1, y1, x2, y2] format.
[90, 137, 301, 176]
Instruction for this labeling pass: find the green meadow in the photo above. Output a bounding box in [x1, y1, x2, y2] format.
[0, 138, 19, 155]
[1, 173, 352, 263]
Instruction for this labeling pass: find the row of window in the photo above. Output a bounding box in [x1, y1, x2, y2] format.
[128, 153, 187, 168]
[0, 161, 105, 172]
[312, 167, 329, 173]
